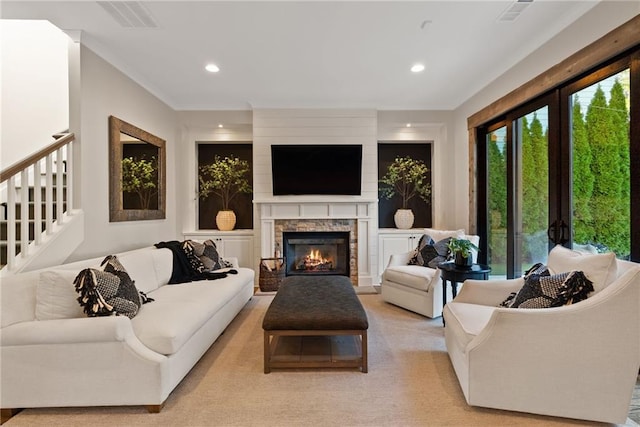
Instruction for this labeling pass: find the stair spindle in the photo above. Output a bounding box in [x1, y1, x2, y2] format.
[34, 161, 43, 245]
[20, 169, 29, 257]
[56, 148, 64, 226]
[6, 177, 16, 270]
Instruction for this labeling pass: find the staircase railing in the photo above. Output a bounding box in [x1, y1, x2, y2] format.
[0, 132, 75, 273]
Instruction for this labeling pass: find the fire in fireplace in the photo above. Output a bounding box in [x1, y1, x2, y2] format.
[282, 231, 350, 277]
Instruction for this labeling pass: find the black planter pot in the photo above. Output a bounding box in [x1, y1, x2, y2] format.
[454, 252, 472, 268]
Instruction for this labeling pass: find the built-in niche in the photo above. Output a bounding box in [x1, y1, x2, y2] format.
[197, 142, 253, 230]
[378, 142, 432, 228]
[109, 115, 166, 222]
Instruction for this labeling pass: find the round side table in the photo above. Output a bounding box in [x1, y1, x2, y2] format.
[438, 262, 491, 325]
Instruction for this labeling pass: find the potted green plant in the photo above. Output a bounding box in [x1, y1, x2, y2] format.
[379, 156, 431, 229]
[121, 155, 158, 210]
[447, 238, 479, 267]
[198, 155, 252, 231]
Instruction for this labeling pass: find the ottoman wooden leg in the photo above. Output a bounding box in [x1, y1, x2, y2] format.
[361, 331, 368, 373]
[264, 331, 271, 374]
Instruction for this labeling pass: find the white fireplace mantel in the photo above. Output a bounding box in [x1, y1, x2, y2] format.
[255, 199, 378, 286]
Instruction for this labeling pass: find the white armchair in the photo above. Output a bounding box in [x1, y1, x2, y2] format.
[381, 230, 479, 318]
[443, 249, 640, 424]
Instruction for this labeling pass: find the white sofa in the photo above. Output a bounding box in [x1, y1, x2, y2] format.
[381, 229, 479, 318]
[443, 245, 640, 424]
[0, 245, 255, 419]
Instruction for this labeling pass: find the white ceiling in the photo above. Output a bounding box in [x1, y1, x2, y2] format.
[2, 1, 603, 111]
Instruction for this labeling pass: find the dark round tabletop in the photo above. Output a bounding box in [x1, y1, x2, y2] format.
[437, 262, 491, 275]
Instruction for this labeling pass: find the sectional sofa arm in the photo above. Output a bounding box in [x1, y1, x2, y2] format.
[1, 316, 138, 346]
[469, 280, 639, 359]
[453, 277, 524, 306]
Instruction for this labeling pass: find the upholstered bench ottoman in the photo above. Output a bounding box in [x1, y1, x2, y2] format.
[262, 275, 369, 373]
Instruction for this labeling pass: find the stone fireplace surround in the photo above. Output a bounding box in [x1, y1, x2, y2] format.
[277, 220, 356, 284]
[256, 200, 377, 286]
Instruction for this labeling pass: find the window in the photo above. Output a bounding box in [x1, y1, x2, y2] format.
[476, 48, 638, 277]
[567, 68, 631, 258]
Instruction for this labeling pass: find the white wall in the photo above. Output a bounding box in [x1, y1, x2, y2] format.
[66, 45, 179, 261]
[251, 108, 378, 280]
[1, 20, 69, 169]
[377, 110, 455, 229]
[176, 110, 253, 233]
[252, 109, 378, 202]
[451, 3, 640, 231]
[176, 109, 460, 233]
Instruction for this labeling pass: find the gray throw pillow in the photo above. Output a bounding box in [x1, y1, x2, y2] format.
[408, 235, 451, 268]
[190, 239, 233, 271]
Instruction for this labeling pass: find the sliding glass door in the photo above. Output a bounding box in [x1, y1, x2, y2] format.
[566, 67, 631, 259]
[486, 125, 508, 276]
[515, 105, 551, 276]
[483, 102, 553, 278]
[478, 51, 638, 278]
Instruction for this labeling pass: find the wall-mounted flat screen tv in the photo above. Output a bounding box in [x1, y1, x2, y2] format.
[271, 144, 362, 196]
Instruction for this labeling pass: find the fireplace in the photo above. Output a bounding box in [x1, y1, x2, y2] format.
[283, 231, 350, 277]
[258, 200, 376, 286]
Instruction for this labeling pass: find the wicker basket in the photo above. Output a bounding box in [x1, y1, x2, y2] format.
[259, 258, 285, 292]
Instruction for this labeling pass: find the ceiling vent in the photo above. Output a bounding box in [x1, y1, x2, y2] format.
[498, 0, 534, 22]
[97, 1, 158, 28]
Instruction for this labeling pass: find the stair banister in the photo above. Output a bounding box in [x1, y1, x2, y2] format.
[0, 133, 74, 182]
[0, 133, 76, 273]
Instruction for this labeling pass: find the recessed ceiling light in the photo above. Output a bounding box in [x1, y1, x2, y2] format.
[411, 64, 425, 73]
[205, 63, 220, 73]
[406, 123, 412, 128]
[218, 124, 224, 128]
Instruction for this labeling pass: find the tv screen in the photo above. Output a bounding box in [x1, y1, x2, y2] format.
[271, 144, 362, 196]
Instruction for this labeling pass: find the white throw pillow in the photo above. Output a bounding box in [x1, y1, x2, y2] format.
[546, 245, 617, 294]
[35, 270, 85, 320]
[422, 228, 465, 243]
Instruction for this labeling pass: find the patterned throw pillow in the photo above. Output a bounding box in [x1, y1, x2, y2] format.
[500, 263, 551, 307]
[182, 240, 208, 273]
[188, 239, 233, 271]
[524, 262, 550, 278]
[500, 265, 594, 309]
[408, 235, 451, 268]
[74, 255, 143, 318]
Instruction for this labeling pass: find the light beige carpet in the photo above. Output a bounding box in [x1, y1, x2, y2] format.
[5, 294, 637, 426]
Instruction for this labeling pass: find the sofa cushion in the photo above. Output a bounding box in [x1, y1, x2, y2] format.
[383, 265, 439, 291]
[409, 236, 451, 268]
[118, 247, 173, 293]
[547, 245, 617, 293]
[35, 271, 86, 320]
[501, 270, 594, 309]
[445, 302, 497, 349]
[74, 255, 142, 319]
[131, 268, 253, 355]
